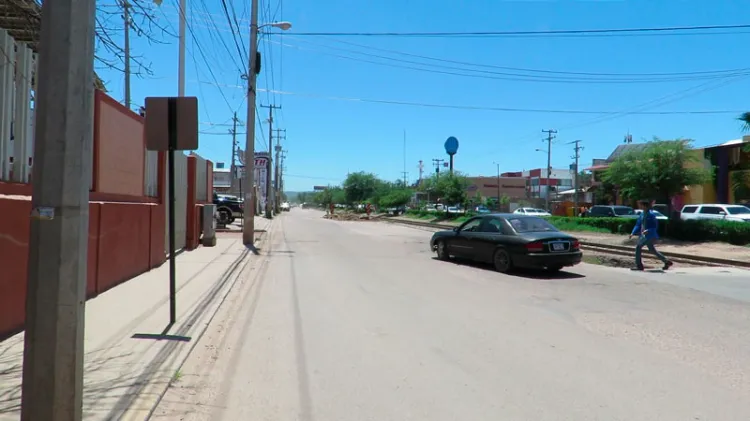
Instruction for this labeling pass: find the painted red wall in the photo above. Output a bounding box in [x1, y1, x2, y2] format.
[0, 198, 105, 338]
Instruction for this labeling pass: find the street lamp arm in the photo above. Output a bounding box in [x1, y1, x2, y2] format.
[258, 21, 292, 31]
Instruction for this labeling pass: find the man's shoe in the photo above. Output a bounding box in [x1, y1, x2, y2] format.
[663, 261, 673, 270]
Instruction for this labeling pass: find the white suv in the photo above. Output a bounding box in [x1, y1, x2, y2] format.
[680, 204, 750, 222]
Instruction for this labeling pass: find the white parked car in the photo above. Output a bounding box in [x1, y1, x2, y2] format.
[513, 207, 551, 217]
[635, 209, 668, 220]
[680, 204, 750, 222]
[280, 202, 291, 212]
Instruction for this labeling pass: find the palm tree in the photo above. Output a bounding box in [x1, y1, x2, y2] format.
[740, 112, 750, 151]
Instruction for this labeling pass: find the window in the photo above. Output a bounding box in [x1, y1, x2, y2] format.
[590, 206, 610, 216]
[681, 206, 697, 213]
[507, 217, 558, 233]
[483, 218, 506, 234]
[699, 206, 723, 215]
[460, 218, 483, 232]
[613, 207, 635, 216]
[726, 206, 750, 215]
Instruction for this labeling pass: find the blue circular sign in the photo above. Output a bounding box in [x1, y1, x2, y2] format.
[444, 136, 459, 155]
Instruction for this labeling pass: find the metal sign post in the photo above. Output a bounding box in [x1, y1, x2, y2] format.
[144, 96, 199, 325]
[444, 136, 459, 175]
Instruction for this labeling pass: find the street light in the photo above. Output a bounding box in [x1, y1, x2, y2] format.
[242, 17, 292, 245]
[262, 21, 292, 31]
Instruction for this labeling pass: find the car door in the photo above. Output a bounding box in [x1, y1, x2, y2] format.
[472, 217, 509, 262]
[449, 217, 483, 258]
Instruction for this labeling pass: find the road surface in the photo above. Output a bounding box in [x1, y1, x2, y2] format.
[153, 209, 750, 421]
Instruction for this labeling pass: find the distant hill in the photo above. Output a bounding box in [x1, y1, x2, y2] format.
[284, 191, 315, 202]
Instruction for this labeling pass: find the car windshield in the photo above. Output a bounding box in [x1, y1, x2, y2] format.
[613, 207, 635, 215]
[727, 206, 750, 215]
[507, 217, 558, 233]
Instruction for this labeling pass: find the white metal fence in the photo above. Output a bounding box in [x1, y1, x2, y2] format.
[193, 153, 208, 202]
[165, 152, 188, 252]
[0, 29, 36, 184]
[144, 150, 159, 197]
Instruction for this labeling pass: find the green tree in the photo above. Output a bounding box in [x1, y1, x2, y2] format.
[343, 172, 380, 204]
[378, 188, 413, 208]
[738, 112, 750, 153]
[436, 174, 469, 206]
[602, 138, 712, 216]
[297, 192, 309, 203]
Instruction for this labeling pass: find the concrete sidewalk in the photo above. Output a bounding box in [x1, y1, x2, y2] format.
[0, 217, 274, 420]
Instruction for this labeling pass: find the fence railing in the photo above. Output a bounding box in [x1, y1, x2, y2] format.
[0, 29, 36, 184]
[193, 154, 208, 202]
[145, 150, 159, 197]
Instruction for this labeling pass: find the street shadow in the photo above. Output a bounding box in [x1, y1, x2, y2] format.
[0, 245, 253, 419]
[431, 257, 586, 280]
[245, 243, 261, 255]
[132, 323, 191, 342]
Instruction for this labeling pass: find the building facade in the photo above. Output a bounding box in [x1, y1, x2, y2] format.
[499, 168, 575, 199]
[465, 176, 528, 200]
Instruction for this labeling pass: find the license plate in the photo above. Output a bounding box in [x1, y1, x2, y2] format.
[552, 243, 565, 251]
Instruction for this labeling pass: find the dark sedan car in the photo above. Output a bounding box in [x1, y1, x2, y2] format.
[430, 214, 582, 273]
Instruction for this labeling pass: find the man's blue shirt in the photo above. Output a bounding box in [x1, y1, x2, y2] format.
[632, 209, 659, 240]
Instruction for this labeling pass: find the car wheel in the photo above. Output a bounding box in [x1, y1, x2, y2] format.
[493, 249, 512, 273]
[436, 240, 450, 260]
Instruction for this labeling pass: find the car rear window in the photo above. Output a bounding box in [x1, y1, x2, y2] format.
[507, 217, 558, 233]
[727, 206, 750, 215]
[681, 206, 697, 213]
[613, 207, 635, 216]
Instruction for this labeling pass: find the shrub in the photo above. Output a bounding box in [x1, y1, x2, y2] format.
[545, 216, 750, 246]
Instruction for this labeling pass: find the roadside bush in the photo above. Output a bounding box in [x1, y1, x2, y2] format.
[545, 216, 750, 246]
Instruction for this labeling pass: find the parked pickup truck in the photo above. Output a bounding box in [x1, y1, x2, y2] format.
[214, 193, 243, 224]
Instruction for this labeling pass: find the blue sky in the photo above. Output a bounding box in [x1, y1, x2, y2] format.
[99, 0, 750, 191]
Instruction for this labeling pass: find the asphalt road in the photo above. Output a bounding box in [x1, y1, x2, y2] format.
[153, 208, 750, 421]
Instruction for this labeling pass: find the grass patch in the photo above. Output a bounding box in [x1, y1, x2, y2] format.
[551, 220, 611, 234]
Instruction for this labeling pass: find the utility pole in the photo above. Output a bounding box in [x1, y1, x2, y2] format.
[228, 113, 241, 195]
[178, 0, 187, 96]
[261, 104, 280, 218]
[20, 0, 96, 419]
[123, 0, 131, 109]
[241, 0, 259, 245]
[280, 149, 287, 200]
[401, 171, 409, 187]
[432, 158, 444, 180]
[570, 139, 584, 216]
[417, 160, 424, 184]
[273, 128, 285, 212]
[541, 129, 557, 212]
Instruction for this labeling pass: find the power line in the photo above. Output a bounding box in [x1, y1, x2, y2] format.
[255, 88, 745, 115]
[285, 35, 750, 78]
[277, 23, 750, 38]
[269, 39, 750, 84]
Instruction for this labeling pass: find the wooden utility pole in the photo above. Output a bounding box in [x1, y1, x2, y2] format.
[570, 139, 584, 216]
[261, 104, 280, 218]
[541, 129, 557, 211]
[273, 128, 286, 212]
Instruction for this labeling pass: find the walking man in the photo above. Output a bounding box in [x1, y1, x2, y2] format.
[629, 199, 673, 271]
